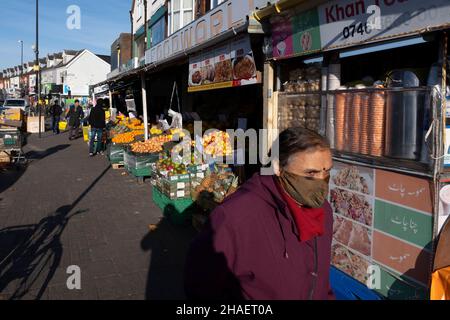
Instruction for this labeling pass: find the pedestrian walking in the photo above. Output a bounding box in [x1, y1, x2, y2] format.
[49, 100, 63, 134]
[66, 99, 84, 140]
[88, 99, 106, 157]
[184, 127, 335, 300]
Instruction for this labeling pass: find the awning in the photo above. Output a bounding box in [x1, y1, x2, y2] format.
[143, 23, 248, 74]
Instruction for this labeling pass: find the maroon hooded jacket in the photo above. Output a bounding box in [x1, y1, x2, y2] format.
[184, 173, 335, 300]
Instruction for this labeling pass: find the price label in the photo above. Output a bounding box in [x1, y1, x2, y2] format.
[177, 190, 185, 198]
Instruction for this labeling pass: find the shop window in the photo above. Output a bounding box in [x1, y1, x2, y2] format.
[137, 0, 144, 21]
[210, 0, 225, 9]
[168, 0, 194, 35]
[151, 18, 165, 47]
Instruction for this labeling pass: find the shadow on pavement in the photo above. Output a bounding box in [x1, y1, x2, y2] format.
[26, 144, 70, 161]
[141, 214, 198, 300]
[0, 207, 87, 299]
[0, 166, 110, 300]
[0, 144, 71, 195]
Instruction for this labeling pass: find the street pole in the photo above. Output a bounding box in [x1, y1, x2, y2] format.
[141, 73, 148, 140]
[142, 0, 149, 141]
[19, 40, 23, 97]
[36, 0, 42, 138]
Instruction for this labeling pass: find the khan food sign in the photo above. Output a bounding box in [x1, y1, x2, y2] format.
[188, 36, 259, 92]
[271, 8, 322, 59]
[318, 0, 450, 50]
[145, 0, 269, 65]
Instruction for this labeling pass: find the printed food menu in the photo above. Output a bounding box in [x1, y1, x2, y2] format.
[329, 161, 433, 299]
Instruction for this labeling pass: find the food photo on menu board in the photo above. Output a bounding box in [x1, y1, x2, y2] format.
[231, 37, 257, 82]
[188, 36, 257, 90]
[214, 44, 233, 83]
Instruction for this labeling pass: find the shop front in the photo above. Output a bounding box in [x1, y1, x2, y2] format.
[258, 0, 450, 300]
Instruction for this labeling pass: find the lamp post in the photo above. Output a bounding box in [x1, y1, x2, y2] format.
[18, 40, 23, 97]
[35, 0, 42, 138]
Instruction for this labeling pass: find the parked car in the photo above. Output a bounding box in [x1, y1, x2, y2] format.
[1, 98, 30, 114]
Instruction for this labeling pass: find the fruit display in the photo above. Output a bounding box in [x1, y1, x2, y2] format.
[157, 157, 189, 175]
[110, 123, 131, 137]
[112, 130, 144, 144]
[150, 126, 163, 135]
[203, 130, 233, 157]
[131, 135, 173, 154]
[126, 119, 145, 130]
[192, 172, 239, 207]
[170, 141, 204, 165]
[169, 128, 187, 139]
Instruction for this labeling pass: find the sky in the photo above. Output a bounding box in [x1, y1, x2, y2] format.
[0, 0, 131, 70]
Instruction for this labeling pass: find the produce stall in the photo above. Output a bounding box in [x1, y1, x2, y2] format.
[104, 112, 241, 228]
[258, 0, 450, 300]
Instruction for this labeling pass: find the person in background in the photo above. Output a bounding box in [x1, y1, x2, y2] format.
[88, 98, 106, 157]
[66, 99, 84, 140]
[49, 99, 62, 134]
[184, 127, 335, 300]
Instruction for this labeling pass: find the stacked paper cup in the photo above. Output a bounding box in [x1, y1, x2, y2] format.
[359, 91, 371, 155]
[320, 67, 328, 136]
[349, 90, 362, 154]
[334, 89, 346, 151]
[369, 86, 386, 157]
[327, 63, 341, 149]
[343, 91, 354, 152]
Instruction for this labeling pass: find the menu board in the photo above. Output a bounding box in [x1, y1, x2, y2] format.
[188, 36, 259, 92]
[329, 161, 433, 300]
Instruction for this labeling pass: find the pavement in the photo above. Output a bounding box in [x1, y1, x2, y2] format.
[0, 129, 198, 300]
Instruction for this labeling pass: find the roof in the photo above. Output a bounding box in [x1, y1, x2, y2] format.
[64, 49, 79, 55]
[96, 54, 111, 64]
[54, 53, 63, 59]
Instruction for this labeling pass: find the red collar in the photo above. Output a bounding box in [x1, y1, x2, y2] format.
[276, 179, 325, 242]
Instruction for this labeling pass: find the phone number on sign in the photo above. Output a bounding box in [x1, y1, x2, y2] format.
[176, 304, 274, 317]
[342, 22, 372, 39]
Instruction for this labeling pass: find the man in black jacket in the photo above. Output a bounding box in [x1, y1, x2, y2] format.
[88, 99, 106, 157]
[49, 100, 63, 134]
[67, 99, 84, 140]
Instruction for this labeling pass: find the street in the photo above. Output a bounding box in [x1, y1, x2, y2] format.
[0, 131, 197, 300]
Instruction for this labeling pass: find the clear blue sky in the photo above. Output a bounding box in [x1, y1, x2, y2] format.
[0, 0, 131, 70]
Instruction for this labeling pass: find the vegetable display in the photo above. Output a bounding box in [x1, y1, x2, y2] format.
[130, 135, 173, 153]
[112, 130, 144, 144]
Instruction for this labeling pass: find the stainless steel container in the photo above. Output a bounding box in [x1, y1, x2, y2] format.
[384, 70, 425, 160]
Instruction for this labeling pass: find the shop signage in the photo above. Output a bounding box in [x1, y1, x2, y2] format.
[188, 35, 259, 92]
[318, 0, 450, 51]
[271, 8, 322, 59]
[145, 0, 269, 65]
[93, 84, 109, 94]
[329, 161, 433, 297]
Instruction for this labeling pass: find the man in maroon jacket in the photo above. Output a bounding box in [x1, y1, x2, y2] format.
[185, 127, 335, 300]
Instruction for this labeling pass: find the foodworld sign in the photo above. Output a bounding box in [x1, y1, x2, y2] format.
[145, 0, 268, 65]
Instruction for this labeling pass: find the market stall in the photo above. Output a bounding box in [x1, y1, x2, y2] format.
[258, 0, 450, 300]
[103, 108, 240, 229]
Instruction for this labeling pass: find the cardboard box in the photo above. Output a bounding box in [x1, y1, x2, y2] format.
[4, 109, 23, 121]
[0, 151, 10, 163]
[26, 116, 45, 133]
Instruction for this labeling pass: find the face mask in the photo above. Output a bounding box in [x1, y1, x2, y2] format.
[278, 170, 330, 208]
